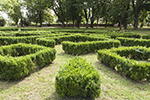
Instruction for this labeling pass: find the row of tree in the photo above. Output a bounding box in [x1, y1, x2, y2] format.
[0, 0, 150, 29]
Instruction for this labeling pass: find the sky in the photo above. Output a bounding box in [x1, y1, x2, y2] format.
[0, 8, 28, 22]
[0, 11, 9, 20]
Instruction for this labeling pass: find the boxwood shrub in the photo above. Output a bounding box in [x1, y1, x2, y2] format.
[45, 34, 109, 44]
[0, 43, 56, 80]
[116, 37, 150, 47]
[36, 38, 55, 48]
[0, 32, 71, 45]
[105, 32, 141, 39]
[62, 39, 120, 55]
[97, 46, 150, 81]
[55, 57, 101, 98]
[0, 31, 71, 36]
[142, 35, 150, 39]
[0, 36, 39, 45]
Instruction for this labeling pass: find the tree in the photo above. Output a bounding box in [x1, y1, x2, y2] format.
[90, 0, 102, 28]
[100, 0, 111, 28]
[50, 0, 66, 28]
[109, 0, 130, 29]
[44, 9, 54, 25]
[0, 17, 6, 26]
[131, 0, 150, 29]
[1, 0, 22, 25]
[63, 0, 83, 28]
[139, 9, 148, 28]
[25, 0, 51, 27]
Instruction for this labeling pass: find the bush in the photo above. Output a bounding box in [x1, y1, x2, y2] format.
[116, 37, 150, 47]
[62, 39, 120, 55]
[0, 36, 39, 45]
[55, 57, 101, 98]
[107, 32, 141, 39]
[0, 27, 18, 31]
[0, 17, 6, 27]
[36, 38, 55, 48]
[97, 46, 150, 81]
[142, 35, 150, 39]
[0, 31, 66, 37]
[0, 34, 57, 45]
[46, 34, 109, 44]
[0, 32, 71, 45]
[0, 43, 56, 80]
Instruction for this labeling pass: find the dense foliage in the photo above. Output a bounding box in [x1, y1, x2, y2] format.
[0, 17, 6, 26]
[98, 46, 150, 81]
[55, 57, 101, 98]
[117, 37, 150, 47]
[36, 38, 55, 47]
[62, 40, 120, 55]
[0, 43, 56, 80]
[1, 0, 150, 29]
[45, 34, 109, 44]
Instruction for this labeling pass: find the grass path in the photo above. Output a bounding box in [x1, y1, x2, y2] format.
[0, 45, 150, 100]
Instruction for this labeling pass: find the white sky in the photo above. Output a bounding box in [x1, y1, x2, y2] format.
[0, 11, 9, 20]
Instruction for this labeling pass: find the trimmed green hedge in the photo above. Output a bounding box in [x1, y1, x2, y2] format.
[116, 37, 150, 47]
[105, 32, 141, 39]
[55, 57, 101, 98]
[45, 34, 109, 44]
[97, 46, 150, 81]
[62, 40, 120, 55]
[0, 27, 18, 31]
[0, 35, 57, 46]
[0, 31, 70, 36]
[0, 36, 39, 45]
[142, 35, 150, 39]
[0, 43, 56, 80]
[0, 32, 71, 45]
[36, 38, 55, 48]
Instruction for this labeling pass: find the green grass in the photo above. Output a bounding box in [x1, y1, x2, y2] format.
[0, 45, 150, 100]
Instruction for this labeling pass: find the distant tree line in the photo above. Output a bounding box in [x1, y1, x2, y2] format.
[1, 0, 150, 29]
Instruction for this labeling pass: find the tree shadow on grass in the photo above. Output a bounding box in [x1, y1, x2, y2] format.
[46, 92, 95, 100]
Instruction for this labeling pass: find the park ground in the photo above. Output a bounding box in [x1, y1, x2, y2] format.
[0, 27, 150, 100]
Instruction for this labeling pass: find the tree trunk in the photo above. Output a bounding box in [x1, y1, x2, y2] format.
[90, 21, 94, 28]
[76, 17, 81, 28]
[86, 20, 88, 28]
[119, 16, 122, 30]
[39, 12, 42, 27]
[72, 20, 74, 28]
[36, 22, 37, 27]
[134, 13, 139, 29]
[97, 17, 99, 28]
[123, 2, 130, 29]
[84, 9, 88, 29]
[105, 17, 107, 28]
[123, 23, 127, 29]
[61, 21, 65, 28]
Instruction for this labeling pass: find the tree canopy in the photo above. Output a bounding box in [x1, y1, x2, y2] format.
[1, 0, 150, 29]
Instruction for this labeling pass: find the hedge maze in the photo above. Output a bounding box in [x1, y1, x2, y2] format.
[0, 43, 56, 80]
[0, 30, 150, 98]
[62, 40, 120, 55]
[98, 46, 150, 81]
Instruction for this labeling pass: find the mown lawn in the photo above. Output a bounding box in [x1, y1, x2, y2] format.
[0, 45, 150, 100]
